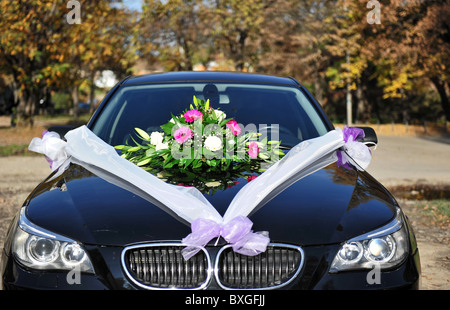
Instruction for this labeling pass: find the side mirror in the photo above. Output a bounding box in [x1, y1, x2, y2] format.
[355, 126, 378, 147]
[47, 125, 76, 140]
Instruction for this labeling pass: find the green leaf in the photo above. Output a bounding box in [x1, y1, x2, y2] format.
[160, 122, 175, 136]
[219, 118, 232, 127]
[183, 157, 194, 168]
[145, 148, 155, 157]
[164, 161, 176, 169]
[171, 113, 185, 128]
[164, 154, 173, 164]
[192, 159, 202, 169]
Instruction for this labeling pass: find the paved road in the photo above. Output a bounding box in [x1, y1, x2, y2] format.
[366, 135, 450, 187]
[1, 135, 449, 289]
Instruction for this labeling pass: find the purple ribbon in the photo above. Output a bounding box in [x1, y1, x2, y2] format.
[181, 216, 270, 260]
[342, 126, 365, 143]
[337, 126, 365, 169]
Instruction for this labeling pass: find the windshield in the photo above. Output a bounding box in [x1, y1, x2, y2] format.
[91, 82, 328, 148]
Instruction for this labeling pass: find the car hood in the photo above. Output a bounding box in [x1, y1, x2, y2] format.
[25, 162, 397, 247]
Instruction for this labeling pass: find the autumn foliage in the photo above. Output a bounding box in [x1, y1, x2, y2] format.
[0, 0, 449, 127]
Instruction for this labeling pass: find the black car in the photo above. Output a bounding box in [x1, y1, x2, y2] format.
[1, 71, 420, 290]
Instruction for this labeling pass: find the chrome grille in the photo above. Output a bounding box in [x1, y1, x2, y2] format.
[216, 244, 304, 289]
[122, 243, 303, 290]
[123, 244, 211, 290]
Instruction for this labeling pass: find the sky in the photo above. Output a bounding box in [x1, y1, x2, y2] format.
[122, 0, 143, 11]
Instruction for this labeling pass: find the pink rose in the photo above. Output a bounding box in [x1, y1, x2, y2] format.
[184, 110, 203, 123]
[247, 141, 259, 159]
[226, 119, 241, 135]
[174, 126, 193, 144]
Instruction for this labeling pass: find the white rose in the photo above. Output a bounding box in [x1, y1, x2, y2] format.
[204, 136, 223, 152]
[155, 142, 169, 151]
[150, 132, 164, 146]
[214, 110, 226, 122]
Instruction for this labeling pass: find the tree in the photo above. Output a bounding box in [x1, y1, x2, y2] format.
[0, 1, 69, 126]
[322, 0, 377, 123]
[59, 1, 137, 119]
[254, 0, 337, 106]
[411, 0, 450, 122]
[0, 0, 137, 125]
[205, 0, 269, 71]
[362, 0, 450, 122]
[139, 0, 208, 71]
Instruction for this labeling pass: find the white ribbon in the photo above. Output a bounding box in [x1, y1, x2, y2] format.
[337, 127, 372, 171]
[28, 131, 69, 171]
[28, 125, 371, 257]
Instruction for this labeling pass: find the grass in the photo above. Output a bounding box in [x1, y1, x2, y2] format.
[408, 199, 450, 228]
[0, 144, 39, 156]
[0, 114, 90, 157]
[417, 199, 450, 218]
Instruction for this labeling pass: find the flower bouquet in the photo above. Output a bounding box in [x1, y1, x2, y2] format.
[115, 96, 284, 191]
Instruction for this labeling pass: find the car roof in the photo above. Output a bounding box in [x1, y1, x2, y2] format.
[122, 71, 301, 87]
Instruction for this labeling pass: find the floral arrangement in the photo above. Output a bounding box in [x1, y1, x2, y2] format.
[115, 96, 284, 191]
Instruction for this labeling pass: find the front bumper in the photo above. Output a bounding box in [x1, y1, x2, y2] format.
[1, 242, 420, 290]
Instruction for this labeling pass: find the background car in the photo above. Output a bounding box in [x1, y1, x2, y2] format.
[1, 71, 420, 290]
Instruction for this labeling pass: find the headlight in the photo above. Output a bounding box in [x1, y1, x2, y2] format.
[11, 207, 94, 273]
[330, 207, 409, 272]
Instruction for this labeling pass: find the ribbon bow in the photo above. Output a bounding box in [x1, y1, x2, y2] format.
[28, 126, 373, 261]
[28, 131, 69, 171]
[181, 216, 269, 260]
[337, 126, 371, 171]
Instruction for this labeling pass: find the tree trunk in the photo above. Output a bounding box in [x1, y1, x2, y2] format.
[313, 68, 323, 105]
[71, 84, 79, 121]
[235, 30, 247, 71]
[430, 77, 450, 122]
[356, 84, 366, 123]
[89, 71, 97, 114]
[16, 90, 36, 127]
